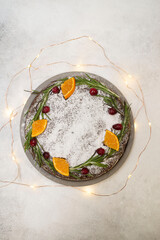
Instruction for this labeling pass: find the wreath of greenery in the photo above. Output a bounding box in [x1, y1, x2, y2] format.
[24, 74, 130, 179]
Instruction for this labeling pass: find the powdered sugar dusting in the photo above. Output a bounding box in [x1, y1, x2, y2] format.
[36, 85, 121, 167]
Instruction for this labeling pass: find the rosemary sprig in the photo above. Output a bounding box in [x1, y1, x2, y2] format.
[44, 113, 51, 120]
[107, 102, 130, 157]
[43, 159, 55, 172]
[117, 102, 130, 141]
[75, 74, 119, 98]
[70, 153, 108, 171]
[96, 95, 124, 115]
[69, 173, 81, 179]
[32, 141, 55, 172]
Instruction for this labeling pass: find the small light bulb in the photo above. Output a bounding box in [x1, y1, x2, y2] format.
[12, 155, 16, 161]
[85, 188, 92, 195]
[27, 64, 31, 68]
[36, 54, 40, 58]
[134, 122, 137, 131]
[5, 108, 12, 117]
[148, 122, 151, 126]
[125, 80, 128, 86]
[128, 74, 132, 79]
[128, 174, 132, 179]
[30, 185, 35, 189]
[88, 36, 93, 41]
[76, 64, 81, 68]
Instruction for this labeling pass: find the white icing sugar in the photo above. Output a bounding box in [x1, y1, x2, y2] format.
[37, 85, 121, 167]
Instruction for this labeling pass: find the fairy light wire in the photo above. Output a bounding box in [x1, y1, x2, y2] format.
[0, 36, 152, 196]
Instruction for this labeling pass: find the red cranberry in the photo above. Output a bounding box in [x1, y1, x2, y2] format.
[81, 167, 89, 175]
[30, 138, 37, 147]
[96, 148, 105, 155]
[108, 107, 117, 115]
[52, 86, 60, 94]
[43, 152, 50, 159]
[113, 124, 123, 130]
[90, 88, 98, 96]
[42, 106, 50, 113]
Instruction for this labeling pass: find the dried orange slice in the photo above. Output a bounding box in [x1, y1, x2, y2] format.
[61, 77, 75, 99]
[103, 130, 119, 151]
[32, 119, 47, 137]
[53, 157, 69, 176]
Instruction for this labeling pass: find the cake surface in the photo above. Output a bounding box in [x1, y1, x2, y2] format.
[23, 73, 131, 182]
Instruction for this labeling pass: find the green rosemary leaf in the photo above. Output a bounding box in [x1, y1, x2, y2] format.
[41, 112, 44, 119]
[69, 173, 81, 179]
[92, 162, 108, 168]
[24, 128, 32, 151]
[24, 90, 40, 94]
[85, 73, 98, 84]
[44, 113, 51, 120]
[117, 102, 130, 141]
[44, 159, 55, 172]
[24, 109, 29, 117]
[86, 173, 93, 177]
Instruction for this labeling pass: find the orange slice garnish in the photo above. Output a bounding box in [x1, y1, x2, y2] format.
[53, 157, 69, 176]
[32, 119, 47, 137]
[103, 130, 119, 151]
[61, 77, 75, 99]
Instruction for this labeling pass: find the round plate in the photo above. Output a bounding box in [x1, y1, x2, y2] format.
[20, 71, 134, 186]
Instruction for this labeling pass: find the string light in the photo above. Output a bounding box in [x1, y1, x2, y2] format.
[134, 122, 137, 131]
[85, 188, 92, 195]
[12, 155, 16, 162]
[124, 80, 128, 86]
[88, 36, 93, 41]
[0, 35, 152, 196]
[5, 108, 12, 117]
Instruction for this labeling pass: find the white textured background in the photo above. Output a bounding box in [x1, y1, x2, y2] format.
[0, 0, 160, 239]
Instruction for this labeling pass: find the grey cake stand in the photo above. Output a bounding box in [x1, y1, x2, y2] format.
[20, 72, 134, 186]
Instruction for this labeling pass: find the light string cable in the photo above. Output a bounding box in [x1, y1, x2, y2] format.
[0, 35, 151, 196]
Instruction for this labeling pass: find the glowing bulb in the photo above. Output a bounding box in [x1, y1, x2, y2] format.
[11, 115, 14, 120]
[36, 54, 40, 58]
[125, 80, 128, 86]
[148, 122, 151, 126]
[128, 174, 132, 179]
[5, 108, 12, 117]
[88, 36, 93, 41]
[76, 64, 81, 68]
[30, 185, 35, 189]
[134, 122, 137, 131]
[128, 74, 132, 79]
[27, 64, 31, 68]
[85, 188, 92, 195]
[12, 155, 16, 161]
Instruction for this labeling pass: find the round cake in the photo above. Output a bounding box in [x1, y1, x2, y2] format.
[22, 72, 132, 183]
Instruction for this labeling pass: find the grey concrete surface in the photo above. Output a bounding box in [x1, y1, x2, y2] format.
[0, 0, 160, 240]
